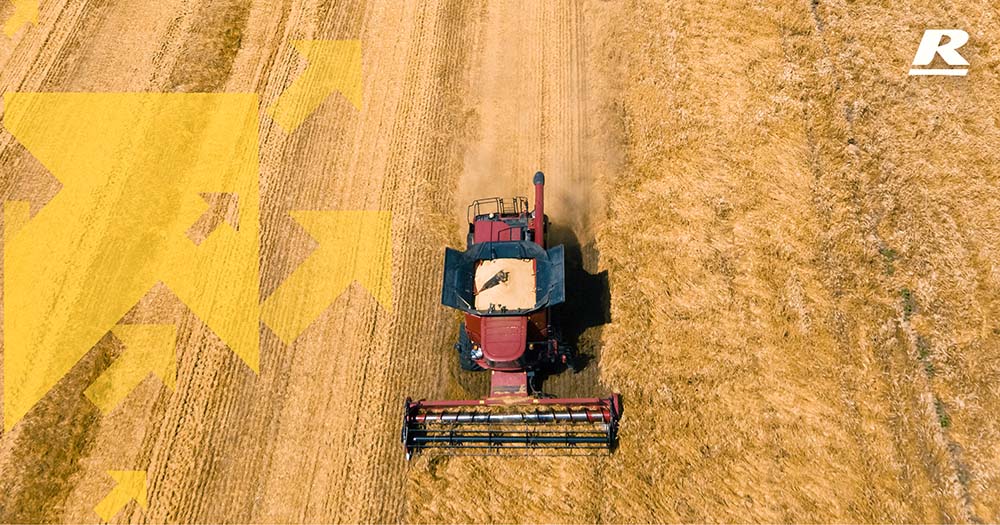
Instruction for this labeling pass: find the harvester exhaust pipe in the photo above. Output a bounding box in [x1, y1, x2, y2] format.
[533, 171, 545, 246]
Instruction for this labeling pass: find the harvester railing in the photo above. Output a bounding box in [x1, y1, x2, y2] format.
[467, 196, 530, 223]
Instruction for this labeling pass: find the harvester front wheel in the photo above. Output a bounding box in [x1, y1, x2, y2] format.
[456, 323, 484, 371]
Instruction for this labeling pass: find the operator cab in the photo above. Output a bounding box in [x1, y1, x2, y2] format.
[467, 196, 541, 246]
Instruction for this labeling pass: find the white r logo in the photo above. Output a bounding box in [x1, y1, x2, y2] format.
[909, 29, 970, 76]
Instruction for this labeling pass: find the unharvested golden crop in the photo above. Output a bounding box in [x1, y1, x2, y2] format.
[1, 0, 997, 523]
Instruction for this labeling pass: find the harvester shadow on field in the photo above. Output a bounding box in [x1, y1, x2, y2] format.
[535, 223, 611, 397]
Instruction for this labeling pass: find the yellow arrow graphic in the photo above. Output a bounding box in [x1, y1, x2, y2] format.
[2, 0, 38, 38]
[94, 470, 147, 522]
[4, 201, 30, 237]
[3, 93, 261, 431]
[261, 211, 391, 344]
[84, 324, 177, 413]
[266, 40, 361, 133]
[185, 192, 241, 246]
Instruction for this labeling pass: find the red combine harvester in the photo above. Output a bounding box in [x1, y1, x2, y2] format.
[402, 172, 622, 458]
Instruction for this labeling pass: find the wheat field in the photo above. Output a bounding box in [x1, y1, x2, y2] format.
[0, 0, 998, 523]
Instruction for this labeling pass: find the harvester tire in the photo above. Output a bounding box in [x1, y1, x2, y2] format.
[456, 323, 483, 371]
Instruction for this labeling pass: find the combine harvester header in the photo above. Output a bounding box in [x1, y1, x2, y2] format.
[402, 172, 622, 458]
